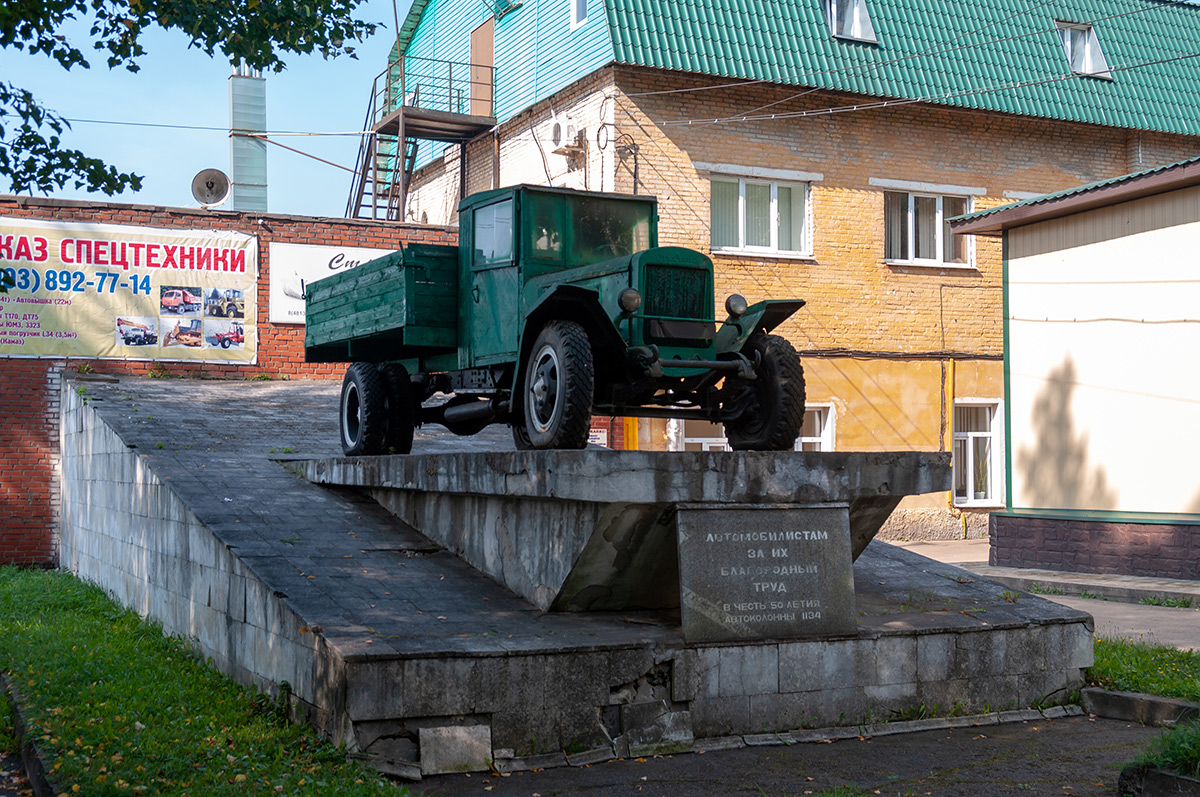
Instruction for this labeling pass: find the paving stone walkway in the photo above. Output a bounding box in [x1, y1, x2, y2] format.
[422, 713, 1162, 796]
[76, 376, 682, 659]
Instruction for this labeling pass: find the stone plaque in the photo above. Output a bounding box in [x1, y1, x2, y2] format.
[676, 503, 857, 642]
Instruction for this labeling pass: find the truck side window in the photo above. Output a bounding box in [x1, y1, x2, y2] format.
[527, 193, 565, 265]
[473, 199, 514, 266]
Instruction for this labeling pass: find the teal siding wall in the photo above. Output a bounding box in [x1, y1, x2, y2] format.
[403, 0, 614, 123]
[492, 0, 615, 120]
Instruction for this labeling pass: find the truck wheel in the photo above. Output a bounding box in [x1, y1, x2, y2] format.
[379, 363, 415, 454]
[724, 333, 806, 451]
[521, 320, 593, 449]
[511, 423, 534, 450]
[220, 337, 231, 349]
[340, 363, 388, 456]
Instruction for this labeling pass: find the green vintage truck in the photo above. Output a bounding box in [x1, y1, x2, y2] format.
[306, 184, 806, 454]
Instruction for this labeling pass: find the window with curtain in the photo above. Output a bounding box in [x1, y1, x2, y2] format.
[828, 0, 878, 43]
[1056, 21, 1111, 78]
[953, 403, 999, 506]
[883, 191, 969, 265]
[710, 177, 810, 255]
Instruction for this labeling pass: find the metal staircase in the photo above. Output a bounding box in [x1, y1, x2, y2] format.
[346, 55, 496, 221]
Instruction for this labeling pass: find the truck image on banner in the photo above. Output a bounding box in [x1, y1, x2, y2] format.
[0, 218, 258, 363]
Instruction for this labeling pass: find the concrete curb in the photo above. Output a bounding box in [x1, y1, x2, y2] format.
[490, 704, 1088, 774]
[1118, 763, 1200, 797]
[960, 568, 1200, 608]
[1085, 687, 1200, 796]
[1, 675, 57, 797]
[1082, 687, 1200, 727]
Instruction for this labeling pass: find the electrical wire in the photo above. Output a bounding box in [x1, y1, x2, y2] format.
[62, 117, 371, 136]
[234, 132, 360, 175]
[634, 49, 1200, 131]
[623, 0, 1198, 101]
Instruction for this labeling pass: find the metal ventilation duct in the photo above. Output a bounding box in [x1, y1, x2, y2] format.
[229, 63, 267, 212]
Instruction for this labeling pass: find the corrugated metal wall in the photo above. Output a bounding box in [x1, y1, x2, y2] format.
[402, 0, 615, 171]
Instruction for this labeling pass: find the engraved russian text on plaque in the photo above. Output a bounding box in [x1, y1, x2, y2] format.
[676, 503, 857, 643]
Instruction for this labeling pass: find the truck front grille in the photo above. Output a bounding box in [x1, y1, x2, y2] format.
[644, 265, 709, 320]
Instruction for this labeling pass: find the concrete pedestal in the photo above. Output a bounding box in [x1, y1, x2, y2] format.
[56, 379, 1096, 780]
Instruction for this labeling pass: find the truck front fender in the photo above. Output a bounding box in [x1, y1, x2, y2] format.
[714, 299, 806, 354]
[512, 284, 628, 412]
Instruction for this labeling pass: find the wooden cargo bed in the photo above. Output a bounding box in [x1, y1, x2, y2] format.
[305, 243, 459, 363]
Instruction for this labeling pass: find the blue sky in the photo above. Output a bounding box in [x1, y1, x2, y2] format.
[0, 0, 409, 217]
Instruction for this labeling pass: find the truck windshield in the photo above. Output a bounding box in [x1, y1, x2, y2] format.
[570, 197, 652, 266]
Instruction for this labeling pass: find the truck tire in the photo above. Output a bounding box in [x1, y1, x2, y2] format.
[511, 422, 534, 450]
[340, 363, 388, 456]
[724, 333, 805, 451]
[220, 337, 231, 349]
[379, 363, 415, 454]
[521, 320, 593, 449]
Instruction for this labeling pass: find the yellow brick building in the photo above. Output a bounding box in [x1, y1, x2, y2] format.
[393, 0, 1200, 538]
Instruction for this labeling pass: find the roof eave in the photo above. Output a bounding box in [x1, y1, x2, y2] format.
[951, 161, 1200, 237]
[394, 0, 432, 57]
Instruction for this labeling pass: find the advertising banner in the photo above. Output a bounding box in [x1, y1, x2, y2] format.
[0, 217, 258, 362]
[268, 242, 397, 324]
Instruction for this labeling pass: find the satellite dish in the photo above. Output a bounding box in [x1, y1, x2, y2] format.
[191, 169, 231, 208]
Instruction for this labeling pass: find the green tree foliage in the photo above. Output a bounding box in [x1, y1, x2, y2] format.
[0, 0, 378, 196]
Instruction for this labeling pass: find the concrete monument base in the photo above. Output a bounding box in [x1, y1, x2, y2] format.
[56, 379, 1095, 780]
[296, 449, 948, 642]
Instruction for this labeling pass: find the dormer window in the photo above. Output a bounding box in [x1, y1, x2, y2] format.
[1056, 21, 1112, 79]
[828, 0, 877, 43]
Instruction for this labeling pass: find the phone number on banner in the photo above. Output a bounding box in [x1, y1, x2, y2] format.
[2, 268, 152, 295]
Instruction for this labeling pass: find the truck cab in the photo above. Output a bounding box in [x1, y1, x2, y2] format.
[306, 184, 807, 454]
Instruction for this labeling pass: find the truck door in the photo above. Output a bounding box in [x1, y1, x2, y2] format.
[466, 198, 519, 364]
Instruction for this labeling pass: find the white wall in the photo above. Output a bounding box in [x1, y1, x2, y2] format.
[1007, 209, 1200, 514]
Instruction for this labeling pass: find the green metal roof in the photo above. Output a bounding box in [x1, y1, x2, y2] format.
[951, 153, 1200, 233]
[604, 0, 1200, 137]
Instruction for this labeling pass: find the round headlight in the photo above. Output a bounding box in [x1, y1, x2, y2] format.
[619, 287, 643, 314]
[725, 293, 749, 318]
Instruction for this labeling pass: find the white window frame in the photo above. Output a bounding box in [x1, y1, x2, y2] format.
[798, 404, 835, 451]
[709, 175, 813, 258]
[1055, 21, 1112, 79]
[827, 0, 878, 43]
[952, 399, 1005, 508]
[570, 0, 587, 29]
[883, 190, 973, 268]
[667, 405, 835, 452]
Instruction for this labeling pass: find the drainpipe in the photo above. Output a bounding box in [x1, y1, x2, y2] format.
[945, 359, 969, 538]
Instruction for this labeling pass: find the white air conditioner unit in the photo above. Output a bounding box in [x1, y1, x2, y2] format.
[551, 117, 580, 154]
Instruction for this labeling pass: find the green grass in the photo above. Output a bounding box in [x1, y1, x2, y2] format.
[0, 567, 407, 796]
[1088, 637, 1200, 703]
[1090, 637, 1200, 782]
[0, 691, 15, 754]
[1138, 595, 1195, 609]
[1140, 720, 1200, 780]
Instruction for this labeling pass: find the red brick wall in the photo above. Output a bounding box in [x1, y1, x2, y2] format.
[0, 358, 64, 563]
[0, 196, 457, 564]
[990, 514, 1200, 581]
